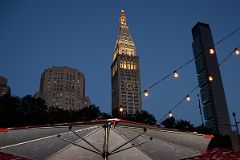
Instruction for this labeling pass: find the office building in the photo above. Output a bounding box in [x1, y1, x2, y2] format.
[39, 66, 90, 110]
[192, 22, 231, 135]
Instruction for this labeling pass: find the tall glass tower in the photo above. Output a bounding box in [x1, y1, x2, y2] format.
[111, 10, 142, 116]
[192, 22, 231, 135]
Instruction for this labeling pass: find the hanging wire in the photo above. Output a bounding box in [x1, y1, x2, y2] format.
[145, 57, 197, 92]
[214, 25, 240, 46]
[218, 43, 240, 66]
[158, 85, 198, 123]
[142, 24, 240, 123]
[148, 73, 171, 90]
[158, 44, 240, 123]
[143, 25, 240, 93]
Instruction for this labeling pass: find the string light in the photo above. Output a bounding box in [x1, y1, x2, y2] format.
[143, 45, 238, 97]
[235, 48, 240, 55]
[185, 95, 191, 101]
[152, 25, 240, 124]
[158, 45, 240, 124]
[168, 111, 173, 118]
[218, 46, 240, 66]
[143, 89, 149, 97]
[119, 107, 123, 112]
[208, 75, 213, 81]
[172, 70, 179, 78]
[141, 25, 240, 124]
[209, 48, 215, 55]
[158, 85, 199, 123]
[143, 25, 240, 98]
[143, 58, 195, 96]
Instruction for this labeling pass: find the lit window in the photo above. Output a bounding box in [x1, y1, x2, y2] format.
[134, 63, 137, 70]
[131, 62, 134, 70]
[123, 61, 126, 69]
[120, 61, 123, 68]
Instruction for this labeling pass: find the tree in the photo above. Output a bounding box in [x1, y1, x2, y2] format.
[174, 119, 195, 132]
[0, 95, 49, 127]
[161, 117, 176, 128]
[134, 110, 157, 125]
[0, 96, 21, 127]
[98, 112, 112, 120]
[79, 104, 101, 121]
[19, 95, 48, 125]
[195, 125, 214, 134]
[48, 107, 71, 124]
[120, 110, 157, 125]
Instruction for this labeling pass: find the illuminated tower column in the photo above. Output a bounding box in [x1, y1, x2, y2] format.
[192, 22, 231, 135]
[111, 10, 142, 116]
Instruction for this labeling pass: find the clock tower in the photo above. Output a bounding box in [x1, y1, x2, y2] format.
[111, 10, 142, 116]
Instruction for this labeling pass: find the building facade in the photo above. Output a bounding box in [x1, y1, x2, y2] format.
[111, 10, 142, 116]
[39, 66, 90, 110]
[192, 22, 231, 135]
[0, 76, 11, 97]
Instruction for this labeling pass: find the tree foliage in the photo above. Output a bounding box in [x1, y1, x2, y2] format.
[161, 117, 176, 128]
[0, 95, 101, 127]
[120, 110, 157, 125]
[0, 95, 233, 149]
[161, 117, 195, 132]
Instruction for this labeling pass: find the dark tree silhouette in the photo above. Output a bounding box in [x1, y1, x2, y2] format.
[134, 110, 156, 125]
[99, 112, 112, 119]
[80, 105, 101, 121]
[0, 96, 21, 127]
[174, 119, 195, 132]
[161, 117, 176, 128]
[119, 110, 157, 125]
[0, 95, 105, 127]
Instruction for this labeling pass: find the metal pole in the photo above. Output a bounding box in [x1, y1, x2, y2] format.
[103, 123, 110, 160]
[232, 112, 240, 149]
[233, 112, 240, 135]
[197, 94, 204, 126]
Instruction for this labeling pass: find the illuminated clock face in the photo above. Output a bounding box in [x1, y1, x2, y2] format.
[125, 82, 134, 91]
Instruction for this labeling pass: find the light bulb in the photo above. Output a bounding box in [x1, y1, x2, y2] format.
[234, 48, 240, 55]
[144, 89, 149, 97]
[173, 70, 179, 78]
[168, 111, 173, 118]
[208, 75, 213, 81]
[185, 95, 191, 101]
[119, 107, 123, 112]
[209, 48, 215, 55]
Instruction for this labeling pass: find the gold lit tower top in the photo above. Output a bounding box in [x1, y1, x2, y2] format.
[113, 10, 136, 61]
[120, 10, 127, 26]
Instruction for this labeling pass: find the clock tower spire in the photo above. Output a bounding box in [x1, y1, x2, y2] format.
[111, 10, 142, 116]
[120, 10, 127, 26]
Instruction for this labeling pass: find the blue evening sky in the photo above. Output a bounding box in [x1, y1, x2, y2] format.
[0, 0, 240, 126]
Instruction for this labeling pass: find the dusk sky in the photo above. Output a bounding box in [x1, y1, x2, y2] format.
[0, 0, 239, 126]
